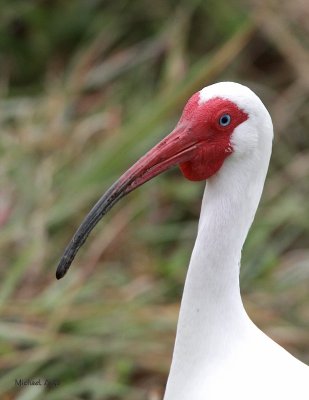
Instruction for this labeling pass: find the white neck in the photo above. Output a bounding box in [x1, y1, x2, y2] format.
[164, 144, 272, 397]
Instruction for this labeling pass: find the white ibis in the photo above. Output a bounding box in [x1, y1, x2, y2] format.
[56, 82, 308, 399]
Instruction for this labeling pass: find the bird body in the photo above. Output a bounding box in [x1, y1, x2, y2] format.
[166, 326, 308, 399]
[164, 100, 307, 398]
[56, 82, 309, 399]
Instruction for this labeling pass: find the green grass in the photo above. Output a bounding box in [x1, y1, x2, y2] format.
[0, 0, 308, 399]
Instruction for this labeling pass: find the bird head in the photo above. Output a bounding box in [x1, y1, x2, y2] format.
[56, 82, 273, 279]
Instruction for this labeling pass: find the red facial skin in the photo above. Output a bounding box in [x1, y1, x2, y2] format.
[56, 91, 248, 279]
[178, 93, 248, 181]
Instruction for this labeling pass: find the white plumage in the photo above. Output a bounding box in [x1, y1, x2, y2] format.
[164, 83, 308, 400]
[56, 82, 309, 400]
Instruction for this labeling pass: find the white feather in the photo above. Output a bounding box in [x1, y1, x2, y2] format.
[164, 82, 308, 400]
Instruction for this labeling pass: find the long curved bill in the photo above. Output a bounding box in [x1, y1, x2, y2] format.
[56, 123, 199, 279]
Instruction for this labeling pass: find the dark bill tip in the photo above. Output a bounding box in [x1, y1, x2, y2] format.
[55, 124, 199, 280]
[56, 262, 67, 280]
[56, 253, 74, 279]
[55, 235, 90, 279]
[55, 182, 124, 280]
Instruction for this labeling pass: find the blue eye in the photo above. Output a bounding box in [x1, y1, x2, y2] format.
[219, 114, 231, 127]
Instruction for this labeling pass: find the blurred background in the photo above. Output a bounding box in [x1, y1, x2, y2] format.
[0, 0, 308, 399]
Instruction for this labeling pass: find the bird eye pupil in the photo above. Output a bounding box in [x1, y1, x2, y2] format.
[219, 114, 231, 127]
